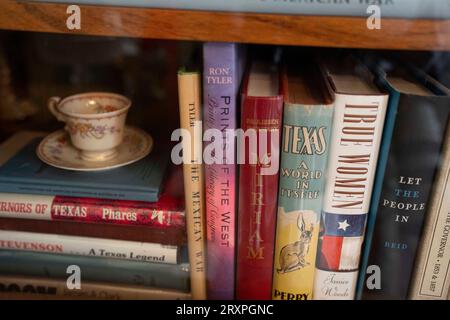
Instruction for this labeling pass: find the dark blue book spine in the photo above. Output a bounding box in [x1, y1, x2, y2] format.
[356, 89, 401, 300]
[0, 137, 168, 202]
[357, 82, 450, 300]
[0, 181, 156, 202]
[0, 250, 190, 291]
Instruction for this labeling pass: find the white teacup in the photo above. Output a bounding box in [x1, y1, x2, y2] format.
[48, 92, 131, 162]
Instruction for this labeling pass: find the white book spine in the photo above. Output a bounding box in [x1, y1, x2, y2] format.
[313, 93, 388, 300]
[0, 230, 178, 264]
[0, 193, 54, 220]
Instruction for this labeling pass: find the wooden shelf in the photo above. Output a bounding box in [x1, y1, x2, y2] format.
[1, 1, 450, 50]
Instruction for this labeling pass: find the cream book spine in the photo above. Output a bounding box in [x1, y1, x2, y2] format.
[0, 230, 178, 264]
[177, 69, 207, 299]
[409, 128, 450, 300]
[313, 90, 388, 300]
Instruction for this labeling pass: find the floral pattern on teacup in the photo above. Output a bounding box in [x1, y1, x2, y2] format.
[67, 122, 121, 139]
[93, 104, 119, 114]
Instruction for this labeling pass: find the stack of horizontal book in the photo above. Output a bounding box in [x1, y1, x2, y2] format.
[0, 131, 190, 299]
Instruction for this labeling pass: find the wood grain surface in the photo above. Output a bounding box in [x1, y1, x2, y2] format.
[0, 1, 449, 50]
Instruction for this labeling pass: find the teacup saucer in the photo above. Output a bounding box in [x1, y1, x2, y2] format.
[36, 126, 153, 171]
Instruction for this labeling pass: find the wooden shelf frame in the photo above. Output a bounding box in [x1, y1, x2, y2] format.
[1, 1, 450, 50]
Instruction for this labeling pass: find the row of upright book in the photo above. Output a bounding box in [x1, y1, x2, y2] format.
[178, 43, 450, 300]
[0, 43, 449, 301]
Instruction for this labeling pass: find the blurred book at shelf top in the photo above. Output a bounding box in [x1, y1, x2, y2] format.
[31, 0, 450, 19]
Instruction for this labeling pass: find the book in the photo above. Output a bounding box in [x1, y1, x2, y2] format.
[0, 193, 185, 228]
[0, 249, 190, 291]
[0, 229, 178, 264]
[0, 216, 186, 245]
[357, 64, 450, 300]
[0, 131, 44, 164]
[177, 69, 207, 300]
[272, 64, 333, 300]
[32, 0, 450, 19]
[313, 58, 388, 300]
[236, 61, 283, 300]
[0, 165, 185, 228]
[0, 132, 169, 202]
[0, 275, 191, 300]
[0, 132, 184, 229]
[409, 127, 450, 300]
[203, 42, 245, 300]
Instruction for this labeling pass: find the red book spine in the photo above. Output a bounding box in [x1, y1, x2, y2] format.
[0, 166, 185, 229]
[0, 194, 185, 228]
[0, 217, 186, 245]
[236, 75, 283, 299]
[52, 195, 185, 227]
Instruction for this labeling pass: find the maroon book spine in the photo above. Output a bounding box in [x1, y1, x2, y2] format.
[236, 70, 283, 300]
[0, 218, 186, 246]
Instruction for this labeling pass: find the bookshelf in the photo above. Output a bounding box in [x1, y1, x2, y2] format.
[0, 0, 449, 303]
[1, 1, 450, 50]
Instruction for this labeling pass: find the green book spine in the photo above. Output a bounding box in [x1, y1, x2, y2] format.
[272, 101, 333, 300]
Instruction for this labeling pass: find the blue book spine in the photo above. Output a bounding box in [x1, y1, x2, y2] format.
[272, 100, 333, 300]
[356, 88, 400, 300]
[0, 137, 167, 202]
[0, 250, 190, 291]
[357, 75, 450, 300]
[31, 0, 450, 19]
[0, 180, 157, 202]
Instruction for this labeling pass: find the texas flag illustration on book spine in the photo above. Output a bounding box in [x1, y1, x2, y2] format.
[316, 213, 366, 271]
